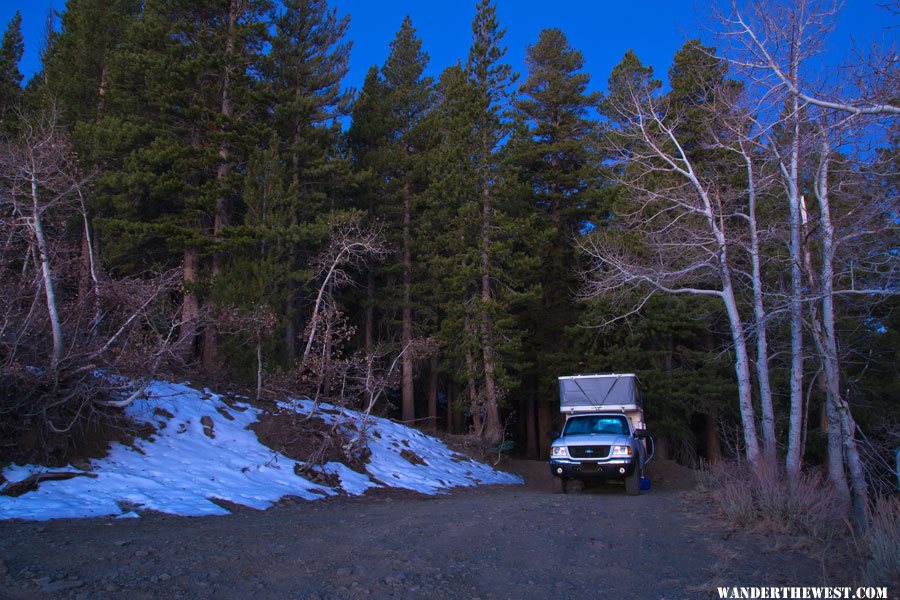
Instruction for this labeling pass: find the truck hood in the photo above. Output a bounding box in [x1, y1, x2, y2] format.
[556, 433, 632, 446]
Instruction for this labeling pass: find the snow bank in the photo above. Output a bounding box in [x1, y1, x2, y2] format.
[0, 380, 521, 521]
[283, 398, 520, 494]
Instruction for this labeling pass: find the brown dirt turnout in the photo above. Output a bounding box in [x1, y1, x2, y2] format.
[0, 457, 860, 600]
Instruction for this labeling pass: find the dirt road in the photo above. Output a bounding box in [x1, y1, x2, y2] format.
[0, 458, 836, 599]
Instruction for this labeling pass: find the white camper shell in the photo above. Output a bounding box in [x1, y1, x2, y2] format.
[558, 373, 645, 433]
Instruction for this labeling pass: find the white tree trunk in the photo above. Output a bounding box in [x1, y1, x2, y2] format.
[744, 152, 776, 466]
[784, 88, 805, 483]
[811, 141, 868, 524]
[78, 193, 102, 334]
[256, 334, 263, 402]
[688, 162, 762, 468]
[721, 278, 763, 466]
[30, 173, 64, 371]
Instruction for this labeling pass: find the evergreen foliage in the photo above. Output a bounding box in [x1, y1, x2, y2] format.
[0, 11, 23, 131]
[264, 0, 355, 362]
[508, 28, 602, 424]
[1, 0, 892, 475]
[43, 0, 141, 130]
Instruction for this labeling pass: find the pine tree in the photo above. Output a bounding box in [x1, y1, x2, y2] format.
[416, 2, 535, 442]
[346, 19, 434, 422]
[465, 0, 520, 442]
[0, 11, 24, 132]
[43, 0, 141, 131]
[348, 66, 391, 354]
[214, 134, 300, 386]
[666, 39, 728, 157]
[380, 16, 434, 423]
[91, 0, 271, 368]
[508, 28, 601, 455]
[266, 0, 353, 360]
[420, 63, 485, 432]
[40, 0, 141, 320]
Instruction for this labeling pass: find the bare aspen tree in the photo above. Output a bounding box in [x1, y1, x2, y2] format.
[0, 106, 185, 441]
[703, 83, 784, 468]
[75, 186, 103, 335]
[719, 0, 899, 524]
[347, 337, 436, 451]
[720, 0, 836, 486]
[584, 64, 765, 467]
[0, 108, 78, 374]
[804, 115, 896, 524]
[299, 220, 385, 375]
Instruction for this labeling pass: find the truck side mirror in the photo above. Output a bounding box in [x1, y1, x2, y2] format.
[633, 428, 648, 438]
[547, 430, 560, 440]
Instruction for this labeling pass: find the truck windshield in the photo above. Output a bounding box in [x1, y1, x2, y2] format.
[563, 416, 629, 436]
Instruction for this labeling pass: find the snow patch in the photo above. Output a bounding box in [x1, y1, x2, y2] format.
[0, 380, 520, 520]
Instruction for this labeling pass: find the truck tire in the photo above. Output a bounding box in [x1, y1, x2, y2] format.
[625, 468, 640, 496]
[555, 476, 569, 494]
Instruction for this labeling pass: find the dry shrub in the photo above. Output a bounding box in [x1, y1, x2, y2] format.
[440, 432, 499, 463]
[249, 409, 369, 476]
[697, 462, 847, 540]
[0, 363, 159, 466]
[863, 496, 900, 588]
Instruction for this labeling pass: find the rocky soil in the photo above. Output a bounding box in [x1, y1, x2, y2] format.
[0, 457, 852, 599]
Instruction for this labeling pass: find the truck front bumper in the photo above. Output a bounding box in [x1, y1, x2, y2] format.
[549, 458, 637, 481]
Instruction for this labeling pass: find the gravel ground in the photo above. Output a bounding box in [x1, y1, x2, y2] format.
[0, 458, 846, 599]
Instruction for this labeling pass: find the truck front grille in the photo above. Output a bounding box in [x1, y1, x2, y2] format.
[568, 445, 610, 459]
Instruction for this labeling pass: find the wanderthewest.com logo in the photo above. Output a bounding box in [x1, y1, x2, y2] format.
[716, 588, 889, 599]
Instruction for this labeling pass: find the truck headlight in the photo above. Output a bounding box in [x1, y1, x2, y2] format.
[550, 446, 569, 457]
[611, 445, 633, 457]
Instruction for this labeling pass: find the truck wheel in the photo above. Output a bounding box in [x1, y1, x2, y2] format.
[625, 468, 640, 496]
[555, 476, 569, 494]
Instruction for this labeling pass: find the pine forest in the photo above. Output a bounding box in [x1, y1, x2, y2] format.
[0, 0, 897, 532]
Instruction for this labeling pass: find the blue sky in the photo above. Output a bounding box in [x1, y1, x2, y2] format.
[1, 1, 894, 95]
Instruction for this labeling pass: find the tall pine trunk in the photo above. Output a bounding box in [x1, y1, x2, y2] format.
[203, 0, 239, 372]
[178, 247, 200, 362]
[428, 353, 438, 430]
[537, 400, 553, 459]
[465, 339, 483, 436]
[401, 183, 415, 422]
[479, 148, 502, 444]
[285, 90, 305, 363]
[525, 386, 538, 459]
[364, 187, 376, 356]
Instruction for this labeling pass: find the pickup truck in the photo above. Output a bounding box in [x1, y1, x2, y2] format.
[549, 374, 650, 495]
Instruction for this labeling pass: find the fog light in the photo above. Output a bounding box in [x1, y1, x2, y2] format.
[556, 467, 563, 475]
[618, 467, 625, 474]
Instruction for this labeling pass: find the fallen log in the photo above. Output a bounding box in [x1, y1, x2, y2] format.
[0, 471, 98, 497]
